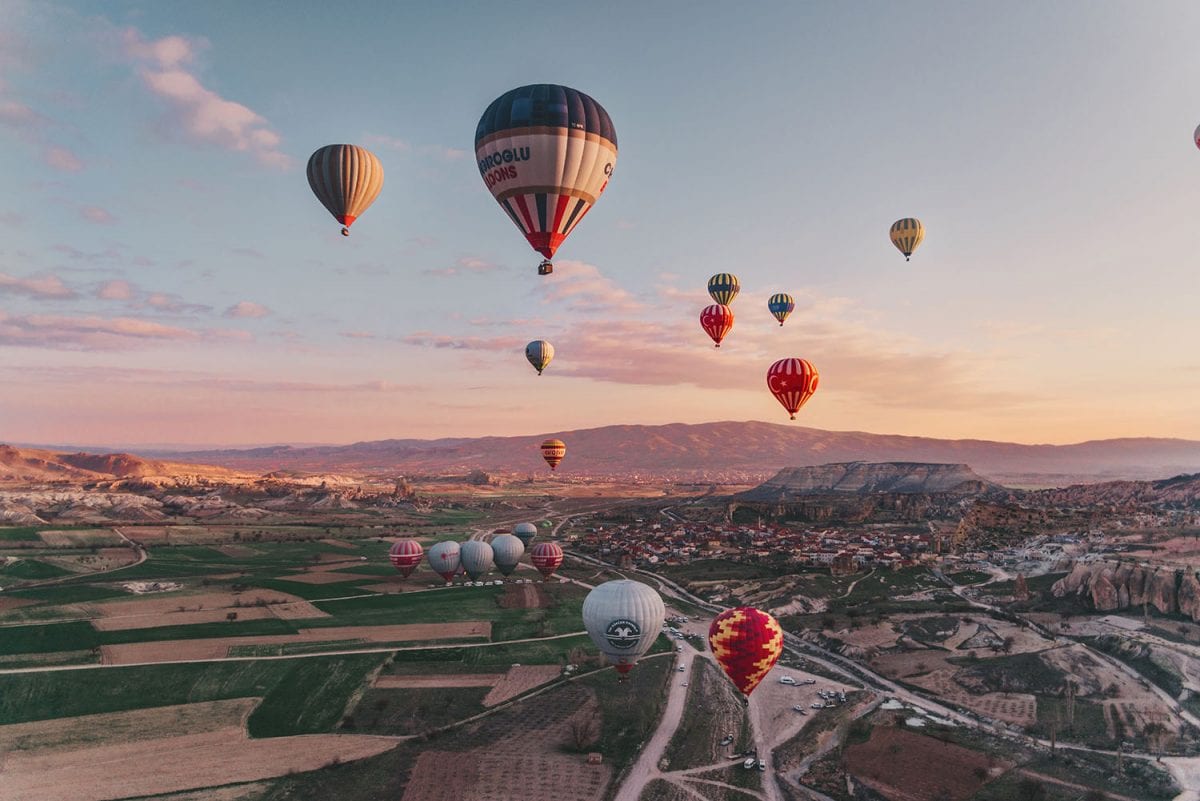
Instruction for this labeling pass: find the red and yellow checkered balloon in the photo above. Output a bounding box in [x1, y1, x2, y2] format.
[708, 607, 784, 697]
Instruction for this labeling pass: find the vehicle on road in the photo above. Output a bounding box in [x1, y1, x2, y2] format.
[743, 758, 756, 770]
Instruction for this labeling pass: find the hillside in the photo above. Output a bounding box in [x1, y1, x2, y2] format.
[737, 462, 998, 501]
[0, 445, 244, 486]
[146, 422, 1200, 483]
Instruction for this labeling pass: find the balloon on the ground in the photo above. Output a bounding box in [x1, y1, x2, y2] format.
[427, 540, 461, 582]
[388, 539, 423, 578]
[707, 273, 740, 305]
[306, 145, 384, 236]
[513, 522, 538, 547]
[582, 580, 665, 675]
[889, 217, 924, 261]
[708, 607, 784, 697]
[529, 541, 563, 579]
[525, 340, 554, 375]
[700, 304, 734, 348]
[459, 540, 495, 580]
[490, 534, 525, 576]
[541, 439, 566, 471]
[475, 84, 617, 276]
[768, 293, 795, 326]
[767, 357, 819, 420]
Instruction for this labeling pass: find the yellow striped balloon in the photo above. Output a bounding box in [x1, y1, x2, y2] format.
[707, 273, 740, 305]
[307, 145, 384, 236]
[889, 218, 924, 261]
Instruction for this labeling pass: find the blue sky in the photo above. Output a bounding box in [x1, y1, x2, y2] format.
[1, 0, 1198, 447]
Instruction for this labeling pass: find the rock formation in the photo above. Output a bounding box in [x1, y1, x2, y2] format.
[1052, 560, 1200, 620]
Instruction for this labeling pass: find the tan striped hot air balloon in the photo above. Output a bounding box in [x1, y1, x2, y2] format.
[307, 145, 384, 236]
[889, 218, 924, 261]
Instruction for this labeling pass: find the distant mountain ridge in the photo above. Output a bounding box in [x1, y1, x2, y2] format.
[139, 421, 1200, 484]
[738, 462, 999, 501]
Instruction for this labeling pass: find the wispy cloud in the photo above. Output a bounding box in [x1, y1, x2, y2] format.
[402, 331, 523, 351]
[423, 256, 501, 277]
[0, 271, 76, 299]
[362, 133, 410, 152]
[79, 205, 116, 225]
[96, 279, 133, 300]
[0, 36, 86, 173]
[223, 301, 271, 319]
[230, 247, 263, 259]
[0, 311, 201, 349]
[121, 28, 289, 169]
[534, 260, 642, 313]
[340, 330, 376, 340]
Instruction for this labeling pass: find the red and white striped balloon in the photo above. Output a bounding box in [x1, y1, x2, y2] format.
[767, 358, 819, 420]
[388, 539, 423, 578]
[530, 542, 563, 579]
[700, 304, 734, 348]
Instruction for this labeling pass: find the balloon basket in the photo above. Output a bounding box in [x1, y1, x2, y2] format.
[538, 260, 553, 276]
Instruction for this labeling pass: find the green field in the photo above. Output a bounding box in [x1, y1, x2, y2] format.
[349, 686, 491, 735]
[0, 559, 72, 580]
[0, 527, 44, 542]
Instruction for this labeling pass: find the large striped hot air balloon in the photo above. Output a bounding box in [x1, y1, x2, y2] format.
[889, 218, 925, 261]
[525, 340, 554, 375]
[700, 304, 734, 348]
[707, 273, 740, 305]
[306, 145, 384, 236]
[582, 580, 665, 676]
[388, 539, 423, 578]
[541, 439, 566, 471]
[767, 358, 819, 420]
[475, 84, 617, 276]
[768, 293, 795, 326]
[513, 522, 538, 547]
[490, 534, 525, 576]
[708, 607, 784, 698]
[529, 541, 563, 579]
[427, 540, 461, 583]
[460, 540, 494, 581]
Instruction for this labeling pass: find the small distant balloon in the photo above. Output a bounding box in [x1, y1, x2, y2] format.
[306, 145, 384, 236]
[767, 358, 819, 420]
[707, 273, 740, 305]
[525, 340, 554, 375]
[513, 522, 538, 547]
[541, 439, 566, 471]
[768, 293, 795, 326]
[889, 218, 924, 261]
[700, 304, 734, 348]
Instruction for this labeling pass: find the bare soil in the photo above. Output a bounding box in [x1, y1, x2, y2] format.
[37, 529, 125, 548]
[89, 589, 305, 618]
[482, 665, 561, 706]
[91, 605, 278, 631]
[374, 674, 503, 689]
[498, 583, 549, 609]
[845, 726, 1000, 801]
[0, 596, 37, 612]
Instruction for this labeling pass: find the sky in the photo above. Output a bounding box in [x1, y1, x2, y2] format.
[1, 0, 1199, 448]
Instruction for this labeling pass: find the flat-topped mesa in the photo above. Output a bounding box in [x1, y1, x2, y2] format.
[742, 461, 999, 501]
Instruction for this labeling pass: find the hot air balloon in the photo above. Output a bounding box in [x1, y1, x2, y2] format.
[889, 218, 924, 261]
[700, 304, 734, 348]
[708, 607, 784, 698]
[707, 273, 740, 305]
[306, 145, 384, 236]
[427, 540, 461, 583]
[525, 340, 554, 375]
[475, 84, 617, 276]
[1194, 123, 1200, 150]
[541, 439, 566, 471]
[582, 580, 665, 676]
[388, 539, 423, 578]
[513, 522, 538, 547]
[767, 358, 819, 420]
[460, 540, 495, 581]
[768, 293, 795, 326]
[490, 534, 525, 576]
[530, 541, 563, 579]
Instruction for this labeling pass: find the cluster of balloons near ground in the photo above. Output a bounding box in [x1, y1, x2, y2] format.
[581, 579, 785, 698]
[387, 526, 563, 583]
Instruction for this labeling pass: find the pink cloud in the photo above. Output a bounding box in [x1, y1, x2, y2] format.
[80, 205, 116, 225]
[423, 256, 500, 277]
[122, 28, 289, 169]
[43, 145, 84, 172]
[96, 279, 133, 300]
[0, 271, 76, 299]
[341, 331, 376, 340]
[0, 311, 200, 350]
[223, 301, 271, 319]
[362, 133, 411, 152]
[402, 331, 523, 351]
[535, 261, 642, 313]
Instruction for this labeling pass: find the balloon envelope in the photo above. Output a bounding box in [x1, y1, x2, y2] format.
[475, 85, 617, 271]
[1194, 124, 1200, 150]
[307, 145, 384, 235]
[700, 304, 734, 348]
[889, 218, 924, 260]
[490, 534, 525, 576]
[582, 580, 665, 674]
[767, 358, 819, 420]
[460, 540, 495, 580]
[530, 541, 563, 579]
[707, 273, 740, 305]
[427, 540, 461, 582]
[541, 439, 566, 471]
[768, 293, 795, 326]
[525, 340, 554, 375]
[388, 539, 423, 578]
[708, 607, 784, 697]
[513, 522, 538, 547]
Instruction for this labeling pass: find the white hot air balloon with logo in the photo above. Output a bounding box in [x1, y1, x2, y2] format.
[582, 580, 665, 676]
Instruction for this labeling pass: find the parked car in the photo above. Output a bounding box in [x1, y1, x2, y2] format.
[743, 758, 756, 770]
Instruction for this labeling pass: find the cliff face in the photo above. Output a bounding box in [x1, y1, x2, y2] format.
[741, 462, 998, 501]
[1052, 560, 1200, 621]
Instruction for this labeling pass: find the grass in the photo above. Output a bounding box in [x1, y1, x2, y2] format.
[658, 559, 794, 584]
[1032, 698, 1112, 748]
[3, 584, 131, 604]
[0, 559, 73, 580]
[1024, 750, 1179, 801]
[663, 658, 747, 770]
[384, 634, 594, 673]
[948, 569, 992, 585]
[347, 686, 491, 735]
[0, 618, 301, 656]
[0, 653, 385, 732]
[979, 572, 1068, 597]
[0, 527, 44, 542]
[579, 655, 672, 780]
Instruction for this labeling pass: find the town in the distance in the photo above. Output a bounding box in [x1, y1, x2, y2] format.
[2, 421, 1199, 801]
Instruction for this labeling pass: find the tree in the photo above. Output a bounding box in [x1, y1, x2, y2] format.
[1018, 778, 1046, 801]
[226, 611, 238, 622]
[567, 711, 601, 752]
[1083, 790, 1107, 801]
